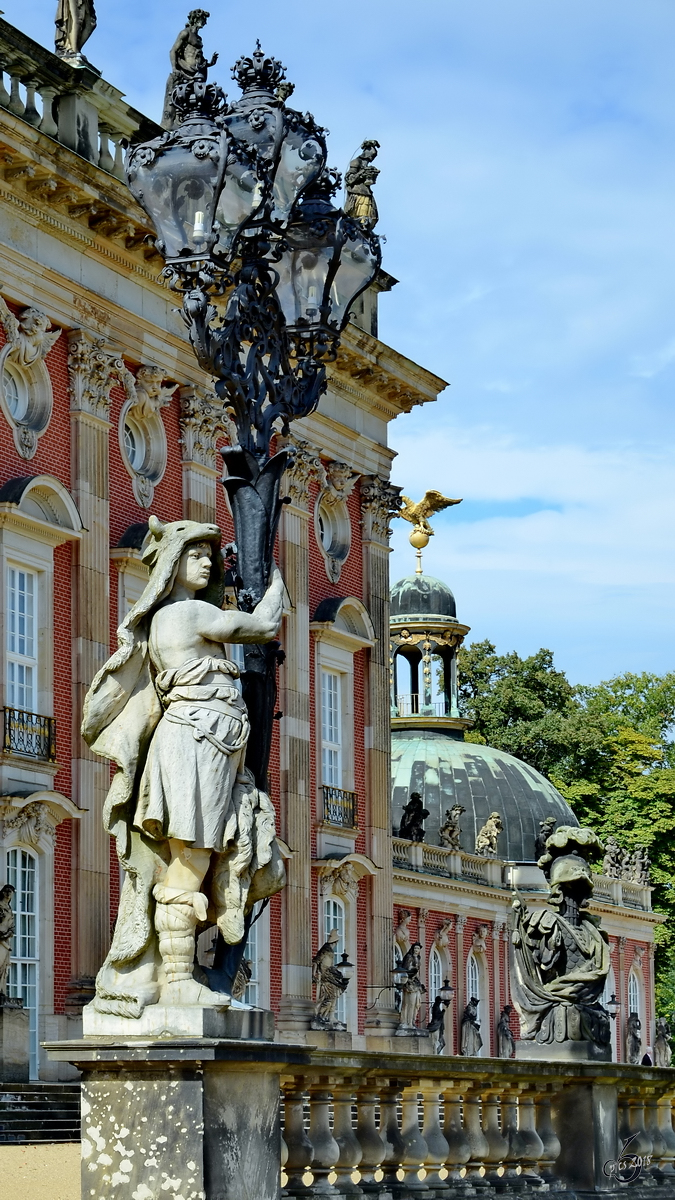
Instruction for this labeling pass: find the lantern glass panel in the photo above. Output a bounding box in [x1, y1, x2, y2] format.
[271, 129, 325, 224]
[129, 142, 221, 260]
[275, 239, 335, 327]
[213, 159, 265, 256]
[328, 225, 379, 329]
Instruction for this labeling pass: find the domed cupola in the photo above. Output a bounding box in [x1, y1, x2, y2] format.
[390, 488, 578, 862]
[390, 490, 470, 737]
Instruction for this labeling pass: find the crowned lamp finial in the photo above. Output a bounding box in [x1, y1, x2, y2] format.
[398, 489, 462, 574]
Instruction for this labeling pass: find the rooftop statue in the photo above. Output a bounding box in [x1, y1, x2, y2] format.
[399, 791, 429, 842]
[602, 835, 623, 880]
[510, 826, 611, 1060]
[54, 0, 97, 65]
[475, 811, 503, 857]
[81, 517, 286, 1018]
[344, 140, 380, 229]
[439, 803, 465, 850]
[162, 8, 219, 129]
[534, 815, 557, 860]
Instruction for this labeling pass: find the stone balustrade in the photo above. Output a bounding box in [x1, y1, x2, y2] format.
[0, 17, 159, 181]
[279, 1051, 675, 1197]
[393, 834, 652, 911]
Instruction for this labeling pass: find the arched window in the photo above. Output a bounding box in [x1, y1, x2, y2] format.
[429, 947, 443, 1001]
[6, 847, 39, 1078]
[467, 952, 480, 1008]
[628, 970, 641, 1019]
[323, 896, 346, 1023]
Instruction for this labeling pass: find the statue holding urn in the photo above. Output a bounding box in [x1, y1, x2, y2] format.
[82, 517, 286, 1018]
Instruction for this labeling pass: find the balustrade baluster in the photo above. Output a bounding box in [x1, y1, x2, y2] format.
[355, 1086, 387, 1192]
[420, 1081, 450, 1191]
[626, 1089, 653, 1161]
[307, 1083, 341, 1195]
[481, 1089, 509, 1185]
[379, 1085, 406, 1196]
[37, 86, 58, 138]
[400, 1085, 430, 1193]
[515, 1088, 545, 1185]
[111, 134, 126, 180]
[8, 73, 25, 117]
[283, 1081, 314, 1196]
[463, 1088, 491, 1188]
[98, 128, 115, 174]
[332, 1080, 363, 1195]
[441, 1086, 472, 1190]
[500, 1089, 527, 1191]
[655, 1093, 675, 1179]
[533, 1088, 561, 1187]
[22, 80, 40, 127]
[0, 64, 10, 108]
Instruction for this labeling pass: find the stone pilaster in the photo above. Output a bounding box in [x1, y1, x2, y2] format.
[178, 385, 232, 523]
[493, 920, 502, 1038]
[455, 915, 467, 1052]
[68, 330, 134, 988]
[276, 438, 322, 1032]
[618, 937, 627, 1063]
[361, 475, 402, 1036]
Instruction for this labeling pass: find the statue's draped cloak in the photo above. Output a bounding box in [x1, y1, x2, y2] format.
[510, 902, 610, 1044]
[81, 520, 285, 1018]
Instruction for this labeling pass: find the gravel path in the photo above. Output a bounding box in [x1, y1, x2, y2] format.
[0, 1143, 80, 1200]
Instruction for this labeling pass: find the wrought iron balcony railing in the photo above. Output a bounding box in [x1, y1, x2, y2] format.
[395, 693, 448, 717]
[3, 706, 56, 762]
[322, 785, 358, 829]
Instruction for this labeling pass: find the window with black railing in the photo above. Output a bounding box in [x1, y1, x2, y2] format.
[3, 707, 56, 761]
[322, 785, 358, 829]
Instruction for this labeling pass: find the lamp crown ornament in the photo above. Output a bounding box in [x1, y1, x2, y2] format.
[231, 41, 287, 96]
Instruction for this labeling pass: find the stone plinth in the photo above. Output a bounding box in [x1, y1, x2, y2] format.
[553, 1082, 619, 1193]
[46, 1029, 309, 1200]
[516, 1039, 611, 1063]
[0, 999, 29, 1082]
[82, 1001, 274, 1041]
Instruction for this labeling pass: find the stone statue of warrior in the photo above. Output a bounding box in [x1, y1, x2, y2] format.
[54, 0, 97, 63]
[82, 517, 286, 1018]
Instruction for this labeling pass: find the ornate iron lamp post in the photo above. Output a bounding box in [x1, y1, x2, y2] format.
[126, 31, 381, 791]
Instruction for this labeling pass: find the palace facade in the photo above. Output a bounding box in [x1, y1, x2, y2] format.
[0, 15, 658, 1081]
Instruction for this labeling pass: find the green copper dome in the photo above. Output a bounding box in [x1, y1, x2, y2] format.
[392, 730, 578, 862]
[391, 574, 457, 621]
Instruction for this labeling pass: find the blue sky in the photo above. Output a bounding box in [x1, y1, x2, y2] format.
[9, 0, 675, 685]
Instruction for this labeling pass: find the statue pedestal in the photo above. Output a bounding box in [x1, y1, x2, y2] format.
[46, 1022, 306, 1200]
[0, 998, 29, 1082]
[82, 1000, 274, 1041]
[553, 1082, 618, 1193]
[516, 1038, 611, 1063]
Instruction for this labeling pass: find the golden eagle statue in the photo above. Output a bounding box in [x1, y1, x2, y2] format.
[397, 489, 462, 572]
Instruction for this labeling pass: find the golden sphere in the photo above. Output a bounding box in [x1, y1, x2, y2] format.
[409, 528, 430, 550]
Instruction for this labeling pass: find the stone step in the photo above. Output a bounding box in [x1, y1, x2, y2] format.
[0, 1082, 81, 1143]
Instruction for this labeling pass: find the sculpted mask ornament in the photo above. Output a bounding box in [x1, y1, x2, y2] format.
[81, 516, 286, 1017]
[510, 826, 611, 1056]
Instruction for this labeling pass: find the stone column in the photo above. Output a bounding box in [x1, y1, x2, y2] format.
[178, 386, 231, 523]
[361, 476, 401, 1038]
[68, 331, 136, 992]
[276, 440, 321, 1032]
